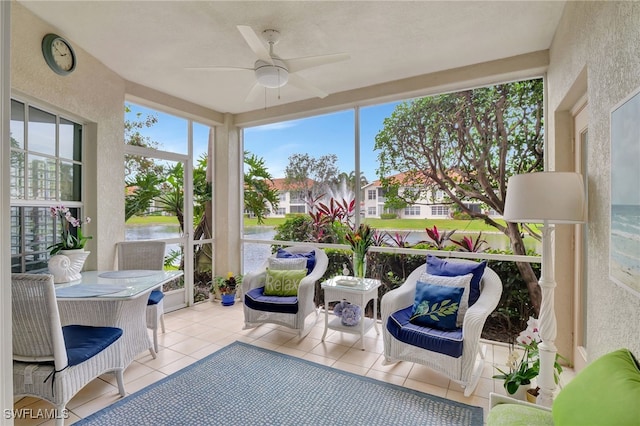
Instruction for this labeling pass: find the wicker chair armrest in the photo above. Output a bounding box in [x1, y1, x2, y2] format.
[381, 263, 426, 321]
[489, 392, 551, 411]
[242, 270, 267, 292]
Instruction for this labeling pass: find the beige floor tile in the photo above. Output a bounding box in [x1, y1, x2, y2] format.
[166, 336, 213, 355]
[308, 341, 350, 360]
[403, 378, 448, 398]
[13, 300, 573, 423]
[407, 363, 452, 388]
[158, 356, 199, 375]
[365, 368, 407, 386]
[125, 370, 167, 394]
[337, 347, 380, 369]
[331, 360, 370, 376]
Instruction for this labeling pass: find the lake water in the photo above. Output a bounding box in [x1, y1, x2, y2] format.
[126, 224, 540, 273]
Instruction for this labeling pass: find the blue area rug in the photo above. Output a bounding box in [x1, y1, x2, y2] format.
[76, 341, 483, 425]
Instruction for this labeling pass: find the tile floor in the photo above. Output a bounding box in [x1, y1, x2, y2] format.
[13, 300, 575, 425]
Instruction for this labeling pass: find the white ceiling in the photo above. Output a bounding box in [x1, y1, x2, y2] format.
[19, 1, 566, 116]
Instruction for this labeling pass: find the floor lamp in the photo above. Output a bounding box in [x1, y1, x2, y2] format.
[503, 172, 586, 407]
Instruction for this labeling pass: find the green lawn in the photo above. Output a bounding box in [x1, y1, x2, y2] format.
[134, 215, 502, 232]
[126, 215, 180, 226]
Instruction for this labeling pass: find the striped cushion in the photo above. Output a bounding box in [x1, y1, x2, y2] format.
[386, 306, 463, 358]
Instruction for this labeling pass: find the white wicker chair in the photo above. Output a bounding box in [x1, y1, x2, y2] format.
[381, 259, 502, 396]
[117, 240, 166, 354]
[242, 245, 328, 338]
[12, 274, 126, 425]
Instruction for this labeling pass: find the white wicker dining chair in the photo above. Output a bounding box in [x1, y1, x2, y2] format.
[12, 274, 126, 426]
[117, 240, 166, 354]
[242, 245, 328, 338]
[381, 259, 503, 397]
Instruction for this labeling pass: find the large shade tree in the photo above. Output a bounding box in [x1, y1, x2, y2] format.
[375, 79, 544, 311]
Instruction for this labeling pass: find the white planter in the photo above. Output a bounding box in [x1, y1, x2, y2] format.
[48, 249, 90, 283]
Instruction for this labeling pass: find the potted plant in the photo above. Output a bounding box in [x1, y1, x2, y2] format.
[47, 205, 92, 255]
[47, 205, 93, 283]
[345, 223, 374, 278]
[211, 272, 242, 306]
[493, 317, 565, 400]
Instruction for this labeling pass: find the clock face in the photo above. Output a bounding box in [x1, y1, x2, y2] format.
[42, 33, 76, 75]
[51, 38, 74, 72]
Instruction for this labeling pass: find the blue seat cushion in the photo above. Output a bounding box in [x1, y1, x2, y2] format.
[147, 290, 164, 305]
[62, 325, 123, 366]
[244, 287, 298, 314]
[386, 306, 463, 358]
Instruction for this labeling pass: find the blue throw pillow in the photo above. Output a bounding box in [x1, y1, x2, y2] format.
[276, 248, 316, 274]
[426, 254, 486, 306]
[409, 281, 464, 331]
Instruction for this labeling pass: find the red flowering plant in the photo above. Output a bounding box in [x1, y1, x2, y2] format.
[47, 205, 92, 255]
[424, 225, 455, 249]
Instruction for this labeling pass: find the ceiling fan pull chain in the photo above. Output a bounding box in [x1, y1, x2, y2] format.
[277, 68, 281, 99]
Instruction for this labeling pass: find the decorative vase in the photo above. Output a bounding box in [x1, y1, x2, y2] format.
[48, 249, 90, 283]
[509, 384, 530, 401]
[221, 294, 235, 306]
[353, 252, 367, 278]
[526, 387, 539, 404]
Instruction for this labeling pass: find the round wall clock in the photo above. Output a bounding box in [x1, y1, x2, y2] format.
[42, 33, 76, 76]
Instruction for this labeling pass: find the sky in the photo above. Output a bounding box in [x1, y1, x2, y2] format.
[126, 101, 401, 183]
[244, 102, 398, 182]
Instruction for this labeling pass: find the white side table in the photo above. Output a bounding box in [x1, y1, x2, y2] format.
[321, 276, 381, 350]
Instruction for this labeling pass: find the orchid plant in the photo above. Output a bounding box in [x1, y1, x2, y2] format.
[48, 205, 92, 255]
[493, 317, 564, 395]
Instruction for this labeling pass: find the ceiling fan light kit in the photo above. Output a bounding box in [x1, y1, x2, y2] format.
[255, 58, 289, 88]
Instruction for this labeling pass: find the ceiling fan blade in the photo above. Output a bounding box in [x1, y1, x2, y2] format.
[285, 53, 350, 73]
[245, 82, 265, 103]
[185, 66, 253, 72]
[237, 25, 273, 64]
[287, 74, 328, 99]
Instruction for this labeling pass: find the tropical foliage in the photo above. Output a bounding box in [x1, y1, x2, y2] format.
[374, 79, 545, 313]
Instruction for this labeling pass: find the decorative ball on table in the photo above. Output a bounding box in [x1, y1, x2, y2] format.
[333, 300, 362, 326]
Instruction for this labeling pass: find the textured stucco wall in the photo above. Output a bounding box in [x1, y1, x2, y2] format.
[548, 1, 640, 360]
[11, 3, 126, 270]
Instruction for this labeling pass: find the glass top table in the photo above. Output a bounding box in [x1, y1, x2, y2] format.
[55, 270, 183, 368]
[55, 270, 183, 299]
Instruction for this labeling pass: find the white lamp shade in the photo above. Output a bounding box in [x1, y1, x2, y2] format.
[503, 172, 586, 224]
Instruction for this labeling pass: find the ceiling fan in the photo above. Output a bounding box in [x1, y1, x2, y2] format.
[188, 25, 350, 102]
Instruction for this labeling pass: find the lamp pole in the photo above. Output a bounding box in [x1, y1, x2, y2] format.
[537, 222, 557, 407]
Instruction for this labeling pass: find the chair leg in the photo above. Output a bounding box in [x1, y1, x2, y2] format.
[114, 368, 126, 397]
[54, 404, 66, 426]
[153, 327, 159, 353]
[160, 313, 165, 333]
[463, 343, 487, 397]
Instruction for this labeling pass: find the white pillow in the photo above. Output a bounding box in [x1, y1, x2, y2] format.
[267, 257, 308, 271]
[418, 272, 472, 327]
